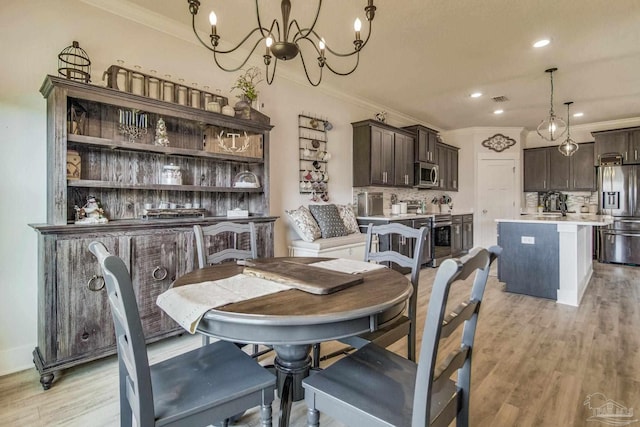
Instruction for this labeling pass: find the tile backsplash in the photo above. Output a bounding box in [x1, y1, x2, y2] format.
[353, 186, 458, 214]
[523, 191, 598, 212]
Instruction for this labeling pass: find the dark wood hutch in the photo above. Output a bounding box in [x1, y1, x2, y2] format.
[31, 75, 276, 389]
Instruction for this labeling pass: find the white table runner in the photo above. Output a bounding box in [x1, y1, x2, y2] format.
[156, 259, 386, 334]
[157, 274, 293, 333]
[310, 259, 386, 274]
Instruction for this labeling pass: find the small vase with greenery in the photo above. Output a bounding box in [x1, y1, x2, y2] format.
[231, 67, 263, 108]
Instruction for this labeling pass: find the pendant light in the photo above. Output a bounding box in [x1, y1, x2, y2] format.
[537, 68, 567, 142]
[558, 101, 579, 156]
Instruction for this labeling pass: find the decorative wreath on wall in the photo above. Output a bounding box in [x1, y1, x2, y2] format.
[481, 133, 516, 152]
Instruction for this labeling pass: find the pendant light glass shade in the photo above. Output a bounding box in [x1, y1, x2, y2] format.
[558, 101, 579, 156]
[537, 68, 567, 142]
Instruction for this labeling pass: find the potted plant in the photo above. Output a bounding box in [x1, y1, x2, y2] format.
[231, 66, 263, 109]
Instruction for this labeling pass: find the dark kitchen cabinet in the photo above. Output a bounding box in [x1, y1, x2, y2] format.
[549, 148, 571, 191]
[394, 132, 414, 186]
[592, 128, 640, 165]
[403, 125, 438, 164]
[524, 148, 549, 191]
[451, 215, 463, 256]
[571, 143, 596, 190]
[370, 125, 395, 185]
[436, 142, 459, 192]
[352, 120, 414, 187]
[523, 143, 595, 192]
[462, 214, 474, 252]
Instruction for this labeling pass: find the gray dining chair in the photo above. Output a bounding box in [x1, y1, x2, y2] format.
[313, 222, 428, 367]
[193, 222, 258, 268]
[193, 222, 269, 357]
[303, 245, 501, 427]
[89, 241, 275, 427]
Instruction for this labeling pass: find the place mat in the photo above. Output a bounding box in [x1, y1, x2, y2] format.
[243, 260, 364, 294]
[310, 258, 387, 274]
[156, 274, 292, 333]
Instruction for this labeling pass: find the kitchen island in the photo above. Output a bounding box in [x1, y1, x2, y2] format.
[496, 214, 613, 306]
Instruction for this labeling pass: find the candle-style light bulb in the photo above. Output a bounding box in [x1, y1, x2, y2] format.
[354, 18, 362, 40]
[265, 36, 273, 55]
[319, 38, 326, 52]
[209, 11, 217, 35]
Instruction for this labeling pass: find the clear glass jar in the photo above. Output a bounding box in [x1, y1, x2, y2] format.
[161, 163, 182, 185]
[162, 75, 174, 102]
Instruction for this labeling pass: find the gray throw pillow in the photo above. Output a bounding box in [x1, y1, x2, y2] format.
[309, 204, 349, 238]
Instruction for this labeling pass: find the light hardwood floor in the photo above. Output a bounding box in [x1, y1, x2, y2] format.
[1, 261, 638, 426]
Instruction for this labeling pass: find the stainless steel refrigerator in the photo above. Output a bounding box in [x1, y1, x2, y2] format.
[598, 164, 640, 265]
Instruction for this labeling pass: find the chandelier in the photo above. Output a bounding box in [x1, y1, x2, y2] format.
[537, 68, 567, 142]
[187, 0, 377, 86]
[558, 101, 579, 156]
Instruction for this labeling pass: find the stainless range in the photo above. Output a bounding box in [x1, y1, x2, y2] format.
[431, 213, 452, 267]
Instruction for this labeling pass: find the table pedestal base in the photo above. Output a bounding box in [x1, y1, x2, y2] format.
[273, 344, 312, 427]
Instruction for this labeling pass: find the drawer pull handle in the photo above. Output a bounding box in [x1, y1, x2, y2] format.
[87, 275, 105, 292]
[152, 266, 168, 281]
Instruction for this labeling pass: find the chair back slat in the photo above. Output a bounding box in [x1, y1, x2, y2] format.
[411, 245, 502, 427]
[365, 222, 429, 361]
[433, 345, 470, 387]
[440, 299, 478, 338]
[89, 242, 155, 427]
[194, 222, 257, 268]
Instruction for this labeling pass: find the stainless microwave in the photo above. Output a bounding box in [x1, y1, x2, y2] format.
[414, 162, 439, 188]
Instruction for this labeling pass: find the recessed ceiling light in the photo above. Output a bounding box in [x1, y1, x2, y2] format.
[470, 92, 482, 98]
[573, 112, 584, 117]
[493, 109, 504, 115]
[533, 39, 550, 48]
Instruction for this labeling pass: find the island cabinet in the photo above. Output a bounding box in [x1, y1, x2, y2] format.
[436, 142, 459, 192]
[31, 75, 277, 389]
[403, 124, 438, 164]
[523, 143, 595, 192]
[352, 120, 415, 188]
[593, 127, 640, 165]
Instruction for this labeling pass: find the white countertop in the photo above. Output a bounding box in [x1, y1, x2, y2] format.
[357, 213, 435, 221]
[358, 210, 474, 221]
[496, 213, 613, 226]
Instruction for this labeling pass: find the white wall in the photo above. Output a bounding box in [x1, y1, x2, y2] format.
[0, 0, 428, 375]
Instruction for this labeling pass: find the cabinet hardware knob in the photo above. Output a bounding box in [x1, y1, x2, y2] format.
[152, 266, 168, 281]
[87, 275, 105, 292]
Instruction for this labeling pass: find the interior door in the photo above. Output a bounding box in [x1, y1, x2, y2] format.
[477, 158, 517, 248]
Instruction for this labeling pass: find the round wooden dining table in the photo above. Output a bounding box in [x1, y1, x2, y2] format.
[172, 257, 412, 427]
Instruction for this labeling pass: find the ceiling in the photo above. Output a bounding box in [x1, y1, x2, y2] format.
[119, 0, 640, 131]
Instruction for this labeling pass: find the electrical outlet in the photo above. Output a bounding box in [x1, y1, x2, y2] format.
[521, 236, 535, 244]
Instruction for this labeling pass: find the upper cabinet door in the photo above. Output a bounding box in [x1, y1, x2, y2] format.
[571, 143, 596, 191]
[394, 133, 414, 187]
[370, 126, 395, 185]
[523, 149, 549, 192]
[629, 130, 640, 164]
[548, 148, 571, 191]
[594, 131, 629, 165]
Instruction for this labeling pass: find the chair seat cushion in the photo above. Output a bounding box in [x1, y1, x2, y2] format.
[289, 233, 366, 250]
[302, 343, 457, 427]
[151, 340, 275, 426]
